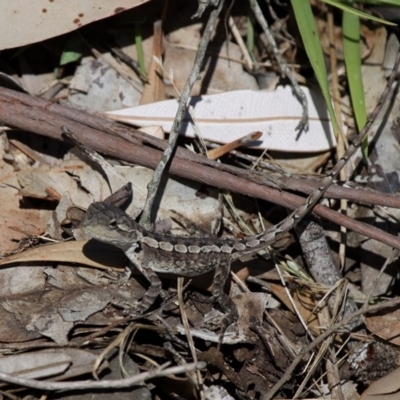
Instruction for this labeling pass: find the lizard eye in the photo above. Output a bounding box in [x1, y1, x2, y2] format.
[109, 219, 118, 229]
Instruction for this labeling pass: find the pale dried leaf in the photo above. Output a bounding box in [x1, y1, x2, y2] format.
[54, 158, 220, 236]
[58, 156, 110, 204]
[5, 348, 109, 381]
[0, 1, 149, 50]
[0, 266, 46, 297]
[204, 385, 236, 400]
[0, 350, 71, 379]
[55, 348, 109, 380]
[106, 87, 336, 152]
[0, 257, 145, 345]
[21, 287, 115, 345]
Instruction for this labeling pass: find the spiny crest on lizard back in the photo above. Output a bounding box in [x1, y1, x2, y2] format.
[82, 202, 271, 257]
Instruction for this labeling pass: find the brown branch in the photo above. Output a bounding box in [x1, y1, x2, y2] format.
[0, 87, 399, 249]
[3, 88, 398, 209]
[280, 175, 400, 209]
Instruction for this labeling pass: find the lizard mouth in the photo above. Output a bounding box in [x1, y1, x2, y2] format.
[82, 224, 131, 247]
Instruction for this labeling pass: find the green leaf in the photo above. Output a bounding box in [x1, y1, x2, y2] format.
[135, 23, 146, 76]
[342, 12, 367, 131]
[247, 6, 255, 59]
[362, 0, 400, 5]
[291, 0, 339, 135]
[60, 37, 84, 66]
[322, 0, 396, 25]
[343, 12, 368, 156]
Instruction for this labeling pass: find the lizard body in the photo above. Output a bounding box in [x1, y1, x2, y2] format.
[81, 51, 400, 329]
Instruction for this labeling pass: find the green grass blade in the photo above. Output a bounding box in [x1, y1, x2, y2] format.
[135, 22, 146, 76]
[323, 0, 396, 25]
[342, 11, 368, 156]
[291, 0, 339, 135]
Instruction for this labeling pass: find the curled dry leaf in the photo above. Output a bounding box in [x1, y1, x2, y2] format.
[0, 241, 126, 271]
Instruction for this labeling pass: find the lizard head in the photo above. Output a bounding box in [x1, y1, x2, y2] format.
[81, 202, 141, 250]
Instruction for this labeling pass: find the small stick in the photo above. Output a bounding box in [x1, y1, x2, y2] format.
[207, 131, 262, 160]
[140, 0, 225, 229]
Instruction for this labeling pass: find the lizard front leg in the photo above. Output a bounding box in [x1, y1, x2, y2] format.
[125, 249, 162, 314]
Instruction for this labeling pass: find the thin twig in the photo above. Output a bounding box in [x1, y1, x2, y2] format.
[248, 0, 308, 132]
[140, 0, 225, 228]
[177, 277, 204, 398]
[327, 8, 350, 273]
[207, 131, 262, 160]
[228, 16, 254, 70]
[0, 361, 206, 391]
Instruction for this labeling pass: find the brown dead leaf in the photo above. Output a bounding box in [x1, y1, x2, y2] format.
[0, 186, 47, 253]
[268, 283, 320, 334]
[234, 292, 279, 340]
[0, 266, 144, 345]
[18, 167, 83, 201]
[366, 307, 400, 346]
[361, 366, 400, 399]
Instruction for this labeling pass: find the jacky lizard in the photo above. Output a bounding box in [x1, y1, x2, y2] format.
[80, 52, 400, 332]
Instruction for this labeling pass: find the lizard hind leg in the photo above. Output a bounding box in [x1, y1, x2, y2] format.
[210, 257, 238, 347]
